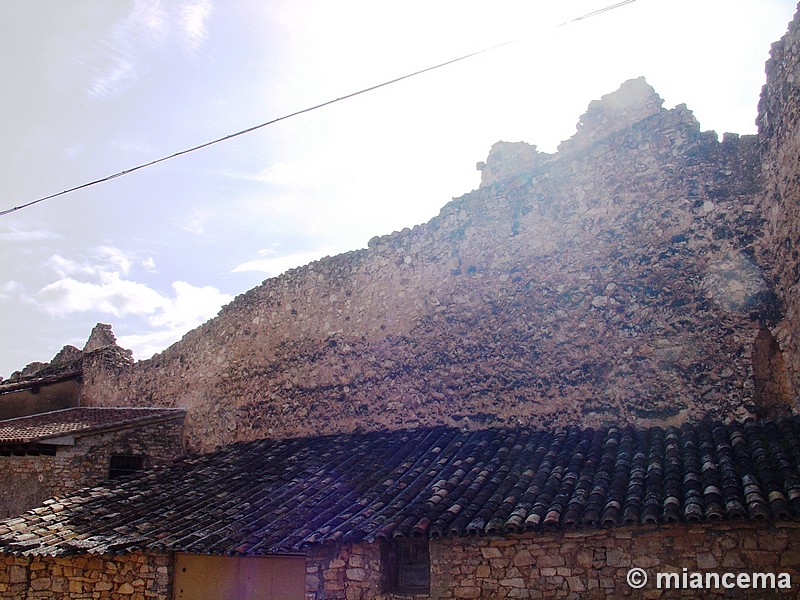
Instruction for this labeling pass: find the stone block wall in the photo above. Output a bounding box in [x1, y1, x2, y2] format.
[0, 552, 171, 599]
[0, 418, 184, 518]
[2, 521, 799, 598]
[430, 522, 800, 599]
[307, 542, 384, 599]
[307, 521, 800, 599]
[80, 77, 773, 452]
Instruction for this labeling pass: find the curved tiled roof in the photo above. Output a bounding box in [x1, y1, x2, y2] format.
[0, 407, 186, 444]
[1, 418, 799, 556]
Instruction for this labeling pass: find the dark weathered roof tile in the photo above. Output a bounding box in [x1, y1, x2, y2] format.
[2, 418, 800, 557]
[0, 407, 185, 444]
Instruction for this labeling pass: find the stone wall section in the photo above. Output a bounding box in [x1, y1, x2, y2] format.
[430, 522, 800, 599]
[79, 78, 772, 452]
[757, 7, 800, 405]
[0, 552, 171, 599]
[2, 521, 799, 598]
[307, 542, 385, 599]
[0, 418, 184, 518]
[306, 522, 800, 599]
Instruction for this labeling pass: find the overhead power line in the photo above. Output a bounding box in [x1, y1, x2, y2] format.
[0, 0, 638, 218]
[555, 0, 638, 26]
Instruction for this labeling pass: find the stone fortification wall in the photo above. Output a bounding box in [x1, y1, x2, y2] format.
[78, 75, 781, 452]
[758, 7, 800, 404]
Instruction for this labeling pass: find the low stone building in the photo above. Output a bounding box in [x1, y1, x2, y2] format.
[1, 419, 799, 598]
[0, 407, 186, 518]
[0, 324, 187, 518]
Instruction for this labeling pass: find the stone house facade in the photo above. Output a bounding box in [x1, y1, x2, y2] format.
[2, 521, 799, 599]
[0, 407, 185, 518]
[0, 324, 187, 518]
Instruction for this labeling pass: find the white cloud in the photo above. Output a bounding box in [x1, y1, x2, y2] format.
[181, 217, 206, 235]
[38, 273, 166, 318]
[45, 255, 84, 278]
[179, 208, 213, 234]
[46, 246, 132, 279]
[32, 245, 232, 362]
[118, 281, 232, 360]
[100, 246, 134, 275]
[150, 281, 231, 330]
[141, 256, 157, 272]
[232, 247, 333, 277]
[37, 247, 231, 324]
[0, 281, 23, 301]
[0, 225, 60, 242]
[181, 0, 213, 50]
[86, 0, 212, 99]
[250, 156, 344, 190]
[88, 58, 138, 100]
[116, 329, 187, 362]
[250, 160, 311, 186]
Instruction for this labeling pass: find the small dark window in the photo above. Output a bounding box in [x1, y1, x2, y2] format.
[382, 538, 430, 594]
[109, 454, 145, 479]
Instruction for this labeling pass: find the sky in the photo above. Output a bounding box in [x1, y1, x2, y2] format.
[0, 0, 796, 378]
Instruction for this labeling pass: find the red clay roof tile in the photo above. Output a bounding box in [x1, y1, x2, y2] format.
[0, 407, 185, 444]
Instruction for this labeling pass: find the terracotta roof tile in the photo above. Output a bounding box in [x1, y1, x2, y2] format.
[1, 418, 799, 556]
[0, 407, 186, 444]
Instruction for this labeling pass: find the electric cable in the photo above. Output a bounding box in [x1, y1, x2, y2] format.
[0, 0, 639, 218]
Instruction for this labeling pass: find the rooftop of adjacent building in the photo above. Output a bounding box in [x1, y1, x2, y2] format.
[0, 406, 186, 445]
[1, 416, 798, 557]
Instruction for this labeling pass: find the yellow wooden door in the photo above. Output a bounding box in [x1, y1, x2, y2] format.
[174, 553, 305, 600]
